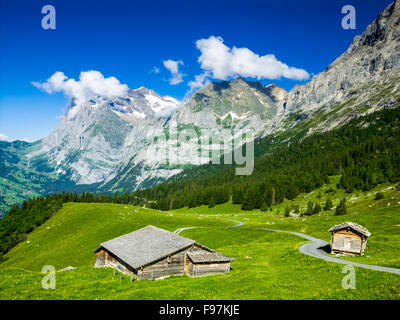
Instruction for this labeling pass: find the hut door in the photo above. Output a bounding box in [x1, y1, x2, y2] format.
[344, 237, 352, 250]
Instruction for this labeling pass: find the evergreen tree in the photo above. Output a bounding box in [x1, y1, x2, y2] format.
[260, 203, 269, 212]
[313, 203, 322, 214]
[335, 198, 347, 216]
[305, 201, 314, 216]
[375, 192, 384, 200]
[284, 206, 290, 217]
[324, 198, 333, 211]
[208, 197, 216, 208]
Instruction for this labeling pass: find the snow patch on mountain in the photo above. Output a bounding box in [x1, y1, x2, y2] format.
[144, 93, 180, 116]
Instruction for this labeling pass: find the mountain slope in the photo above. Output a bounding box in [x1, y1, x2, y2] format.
[135, 0, 400, 210]
[0, 79, 284, 213]
[1, 1, 400, 216]
[98, 78, 285, 192]
[136, 105, 400, 211]
[1, 191, 400, 299]
[268, 0, 400, 137]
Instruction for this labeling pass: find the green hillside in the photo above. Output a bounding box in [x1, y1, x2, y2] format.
[1, 178, 399, 300]
[136, 106, 400, 211]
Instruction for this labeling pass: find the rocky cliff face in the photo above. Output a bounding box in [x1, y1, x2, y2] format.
[25, 77, 283, 191]
[28, 88, 180, 186]
[99, 78, 285, 191]
[272, 0, 400, 135]
[186, 78, 283, 119]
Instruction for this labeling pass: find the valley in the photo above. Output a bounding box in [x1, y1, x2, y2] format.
[0, 176, 399, 299]
[1, 0, 400, 216]
[1, 0, 400, 302]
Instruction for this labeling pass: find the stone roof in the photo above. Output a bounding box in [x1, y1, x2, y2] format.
[328, 222, 371, 237]
[187, 251, 234, 264]
[97, 225, 195, 269]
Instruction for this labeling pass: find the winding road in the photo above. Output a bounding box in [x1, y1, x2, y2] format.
[174, 219, 400, 275]
[262, 228, 400, 275]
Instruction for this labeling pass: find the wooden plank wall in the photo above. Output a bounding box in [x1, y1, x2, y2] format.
[331, 230, 363, 255]
[95, 249, 135, 277]
[95, 244, 232, 280]
[137, 251, 186, 280]
[188, 262, 231, 278]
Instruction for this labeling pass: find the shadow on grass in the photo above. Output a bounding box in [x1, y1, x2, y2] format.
[320, 244, 331, 254]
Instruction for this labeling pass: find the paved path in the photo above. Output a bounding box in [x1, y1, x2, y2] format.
[262, 228, 400, 275]
[174, 227, 207, 235]
[174, 218, 245, 235]
[228, 220, 244, 228]
[174, 217, 400, 275]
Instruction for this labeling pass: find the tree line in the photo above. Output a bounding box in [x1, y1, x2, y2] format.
[1, 106, 399, 260]
[0, 191, 144, 258]
[139, 106, 400, 211]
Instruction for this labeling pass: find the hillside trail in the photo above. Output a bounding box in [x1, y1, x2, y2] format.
[173, 218, 400, 275]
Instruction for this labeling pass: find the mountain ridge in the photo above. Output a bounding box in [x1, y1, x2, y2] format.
[1, 1, 400, 216]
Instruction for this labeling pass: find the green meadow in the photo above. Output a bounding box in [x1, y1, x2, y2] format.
[0, 177, 400, 300]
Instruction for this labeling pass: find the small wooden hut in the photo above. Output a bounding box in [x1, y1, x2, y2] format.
[94, 225, 234, 280]
[328, 222, 371, 256]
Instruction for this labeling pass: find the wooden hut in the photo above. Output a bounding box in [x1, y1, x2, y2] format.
[328, 222, 371, 256]
[94, 225, 234, 280]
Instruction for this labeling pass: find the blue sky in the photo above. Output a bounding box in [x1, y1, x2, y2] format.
[0, 0, 393, 141]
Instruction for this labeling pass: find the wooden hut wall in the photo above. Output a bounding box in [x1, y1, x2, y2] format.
[331, 230, 363, 254]
[137, 250, 187, 280]
[188, 261, 231, 278]
[95, 249, 135, 276]
[95, 243, 232, 280]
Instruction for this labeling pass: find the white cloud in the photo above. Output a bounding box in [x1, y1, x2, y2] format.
[20, 137, 34, 143]
[194, 36, 310, 81]
[188, 72, 210, 91]
[0, 133, 12, 142]
[163, 60, 185, 85]
[32, 70, 129, 104]
[150, 66, 161, 74]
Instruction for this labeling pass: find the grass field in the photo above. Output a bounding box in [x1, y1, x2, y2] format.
[0, 177, 399, 300]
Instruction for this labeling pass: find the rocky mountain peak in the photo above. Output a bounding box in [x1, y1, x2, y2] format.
[279, 0, 400, 122]
[186, 78, 280, 120]
[348, 0, 400, 53]
[264, 83, 288, 103]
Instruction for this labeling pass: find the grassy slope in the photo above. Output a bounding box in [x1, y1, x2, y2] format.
[0, 178, 400, 299]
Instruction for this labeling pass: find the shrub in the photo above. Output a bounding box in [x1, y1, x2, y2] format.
[305, 201, 314, 216]
[325, 187, 334, 194]
[375, 192, 384, 200]
[335, 198, 347, 216]
[324, 198, 333, 211]
[261, 203, 269, 212]
[284, 206, 290, 217]
[313, 203, 322, 214]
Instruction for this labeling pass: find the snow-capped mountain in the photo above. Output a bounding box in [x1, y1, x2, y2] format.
[1, 0, 400, 215]
[28, 88, 181, 186]
[25, 78, 281, 191]
[100, 78, 285, 191]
